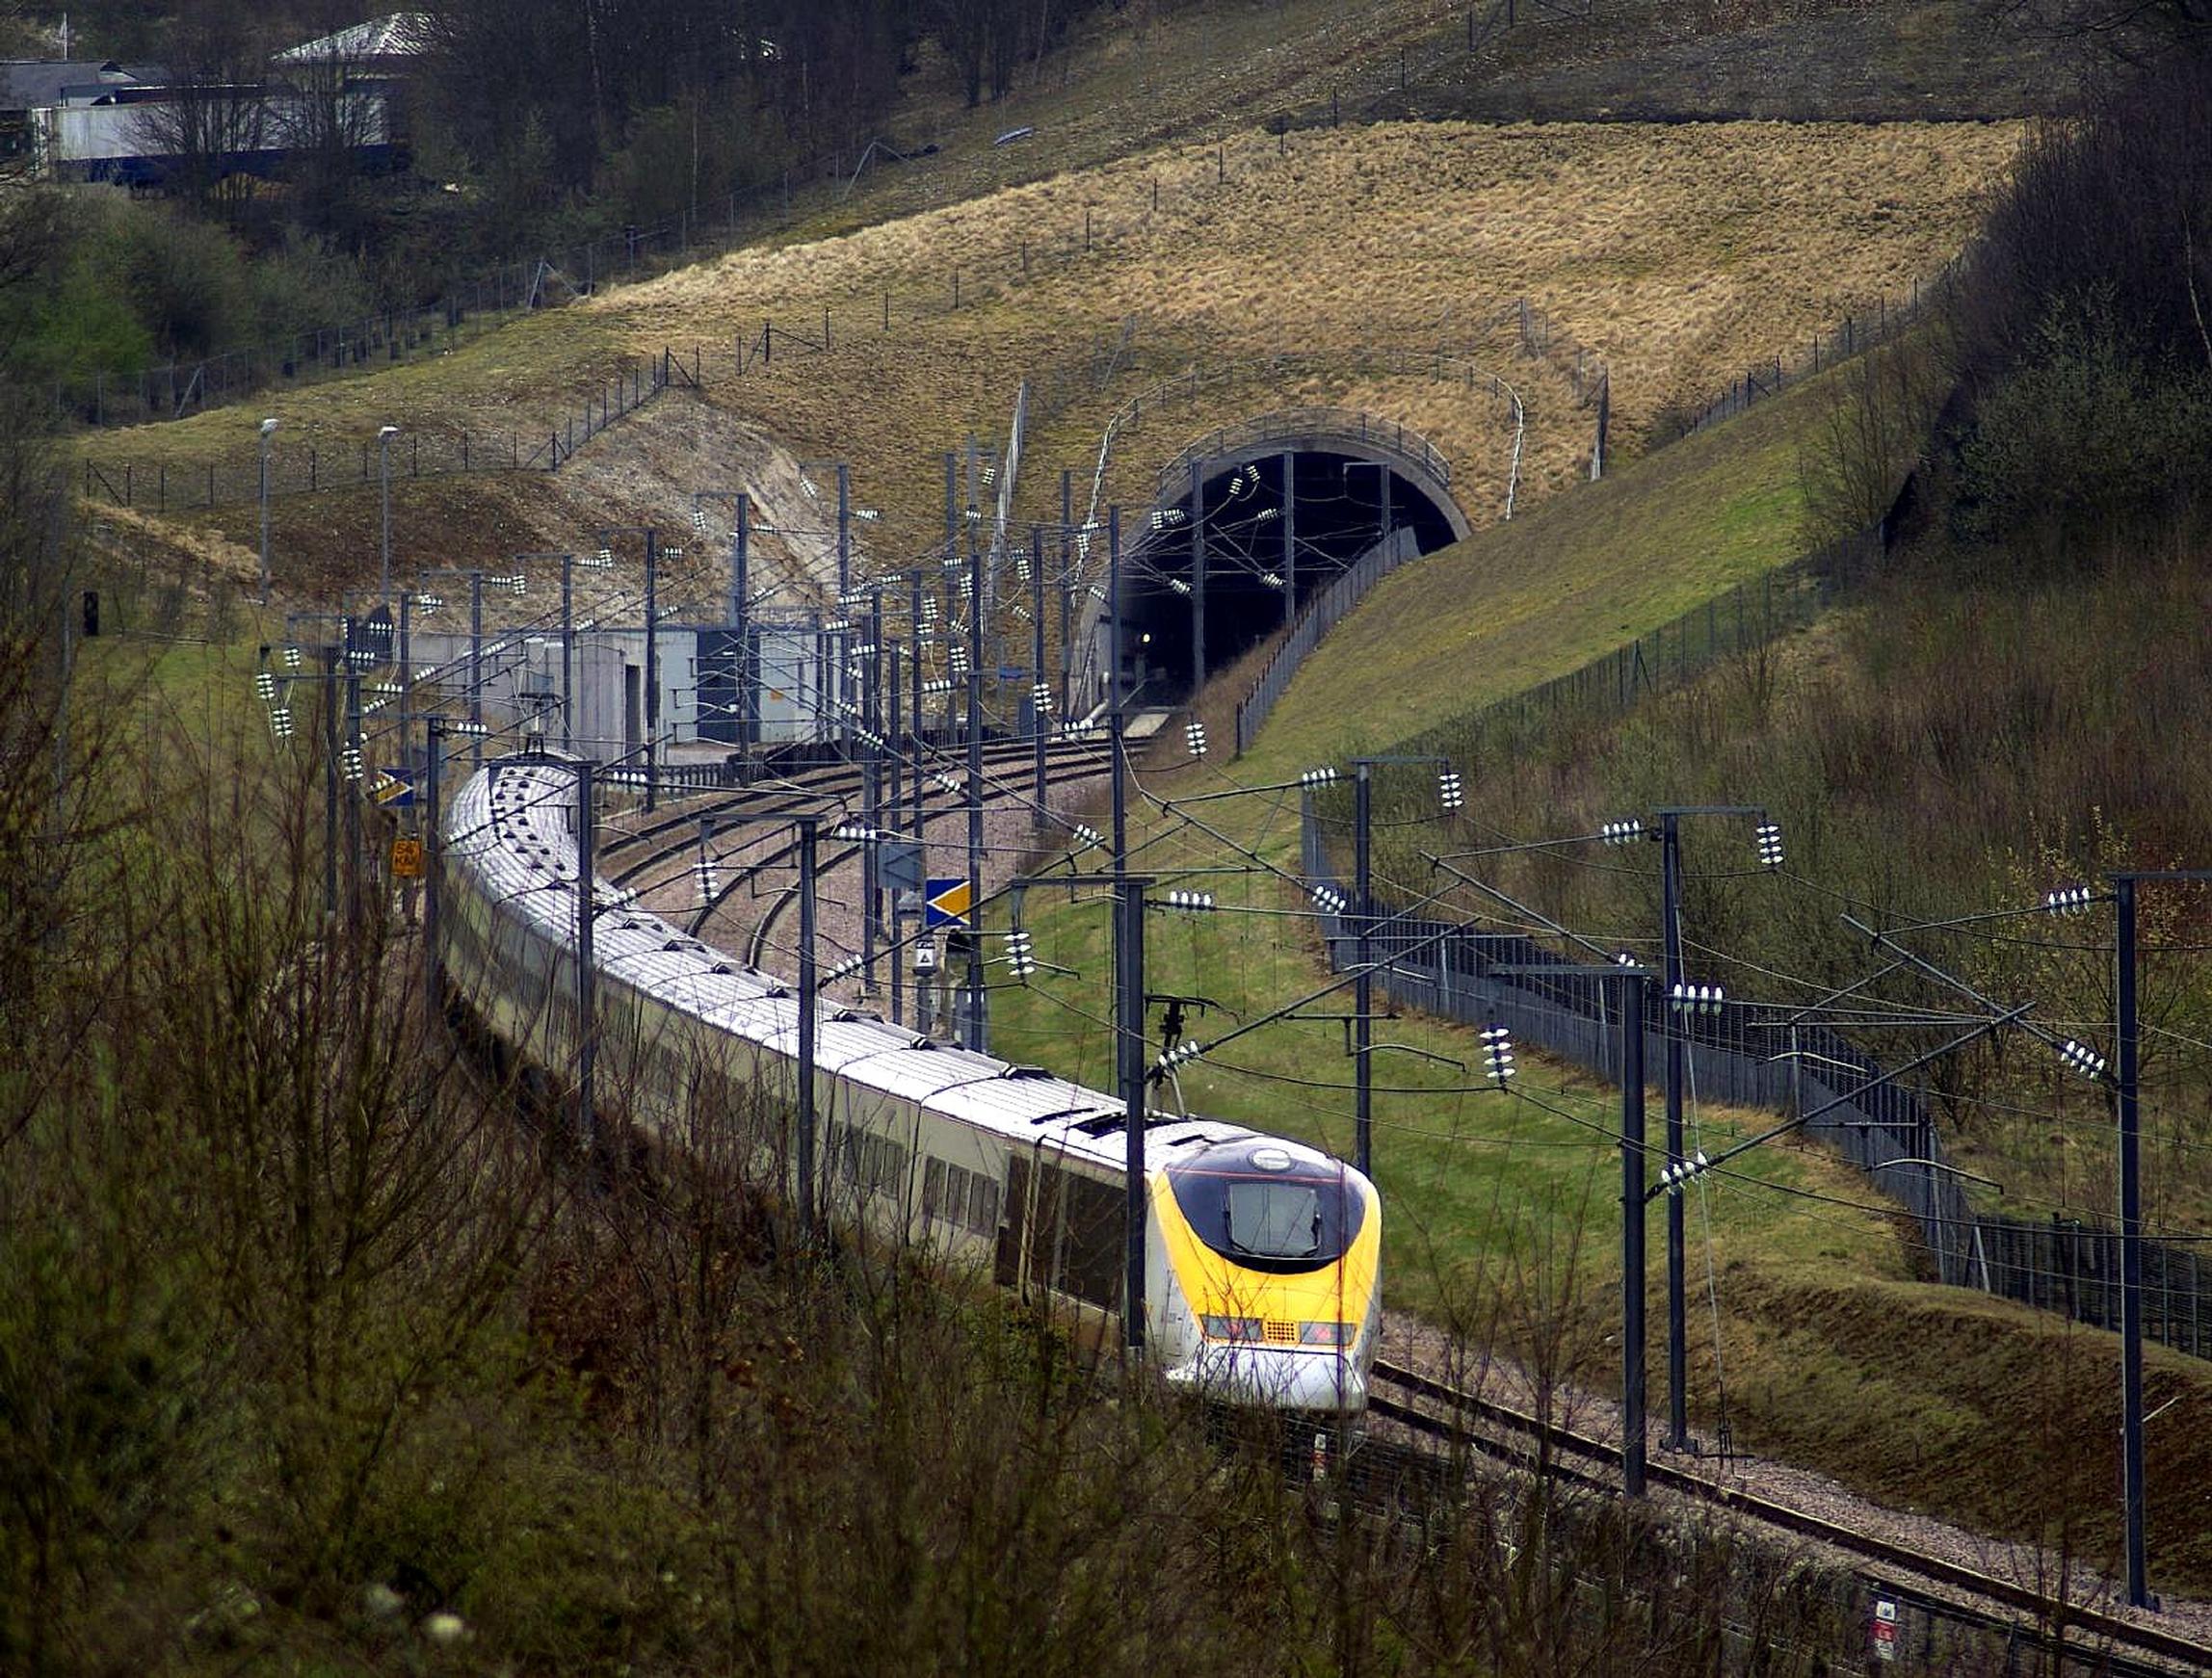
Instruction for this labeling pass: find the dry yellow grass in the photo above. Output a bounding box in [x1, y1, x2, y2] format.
[600, 118, 2017, 549]
[82, 118, 2018, 590]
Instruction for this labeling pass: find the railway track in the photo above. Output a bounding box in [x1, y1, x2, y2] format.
[738, 751, 1113, 968]
[1367, 1360, 2212, 1677]
[593, 732, 1112, 961]
[600, 732, 1110, 883]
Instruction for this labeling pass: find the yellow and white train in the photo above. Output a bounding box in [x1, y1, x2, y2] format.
[437, 756, 1381, 1414]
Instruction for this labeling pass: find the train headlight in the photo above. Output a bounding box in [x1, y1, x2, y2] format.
[1299, 1322, 1353, 1347]
[1201, 1315, 1264, 1343]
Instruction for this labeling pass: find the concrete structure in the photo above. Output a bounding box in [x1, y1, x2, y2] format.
[2, 13, 423, 185]
[407, 619, 842, 763]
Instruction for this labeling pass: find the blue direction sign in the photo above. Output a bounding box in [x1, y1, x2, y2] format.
[925, 877, 972, 929]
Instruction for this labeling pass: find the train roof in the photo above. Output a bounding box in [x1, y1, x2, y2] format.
[447, 759, 1292, 1175]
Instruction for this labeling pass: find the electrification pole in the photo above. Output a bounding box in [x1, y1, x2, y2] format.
[1188, 458, 1206, 692]
[798, 814, 819, 1243]
[1353, 760, 1374, 1178]
[644, 526, 660, 812]
[560, 554, 576, 753]
[734, 495, 751, 744]
[2117, 872, 2146, 1611]
[574, 759, 598, 1161]
[323, 643, 341, 921]
[422, 718, 445, 1040]
[862, 588, 882, 996]
[964, 518, 987, 1050]
[466, 570, 485, 765]
[1109, 508, 1127, 872]
[1621, 964, 1649, 1498]
[1119, 872, 1150, 1351]
[1660, 810, 1688, 1454]
[887, 639, 904, 1028]
[1031, 522, 1048, 807]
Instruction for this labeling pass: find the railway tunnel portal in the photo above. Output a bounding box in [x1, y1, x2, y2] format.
[1106, 409, 1472, 707]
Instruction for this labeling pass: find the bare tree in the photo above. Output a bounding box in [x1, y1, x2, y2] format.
[135, 0, 273, 221]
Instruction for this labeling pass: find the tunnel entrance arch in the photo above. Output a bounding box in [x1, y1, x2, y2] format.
[1111, 409, 1471, 705]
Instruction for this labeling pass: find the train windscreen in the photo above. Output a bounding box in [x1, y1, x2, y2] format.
[1168, 1141, 1364, 1274]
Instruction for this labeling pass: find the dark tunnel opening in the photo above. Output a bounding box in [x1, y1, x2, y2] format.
[1118, 449, 1462, 705]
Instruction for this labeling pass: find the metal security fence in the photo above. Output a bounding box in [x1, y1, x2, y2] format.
[1679, 265, 1961, 438]
[80, 347, 695, 512]
[1235, 527, 1419, 755]
[1300, 798, 2212, 1359]
[1400, 526, 1881, 768]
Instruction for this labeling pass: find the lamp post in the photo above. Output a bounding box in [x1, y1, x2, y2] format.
[257, 416, 278, 606]
[378, 424, 400, 604]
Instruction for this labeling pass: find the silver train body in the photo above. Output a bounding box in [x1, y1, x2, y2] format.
[437, 757, 1381, 1414]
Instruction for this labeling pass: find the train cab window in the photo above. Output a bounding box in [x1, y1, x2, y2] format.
[1166, 1141, 1363, 1275]
[1226, 1181, 1321, 1260]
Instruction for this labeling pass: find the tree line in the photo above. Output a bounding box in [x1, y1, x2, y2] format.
[3, 0, 1112, 381]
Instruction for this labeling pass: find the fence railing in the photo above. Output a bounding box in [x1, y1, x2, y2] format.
[1156, 406, 1452, 496]
[1393, 524, 1881, 767]
[80, 346, 697, 512]
[1234, 527, 1419, 755]
[1680, 262, 1962, 436]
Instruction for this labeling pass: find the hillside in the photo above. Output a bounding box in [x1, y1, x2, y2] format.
[81, 117, 2017, 594]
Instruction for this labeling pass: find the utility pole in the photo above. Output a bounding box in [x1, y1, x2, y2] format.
[1620, 964, 1649, 1498]
[1280, 450, 1297, 627]
[862, 587, 882, 996]
[1108, 508, 1127, 872]
[422, 718, 445, 1040]
[733, 495, 751, 744]
[323, 643, 341, 921]
[1660, 810, 1689, 1455]
[887, 639, 904, 1028]
[575, 759, 598, 1162]
[644, 526, 660, 812]
[1353, 759, 1374, 1177]
[2117, 872, 2146, 1611]
[964, 517, 987, 1051]
[1189, 458, 1206, 692]
[467, 571, 485, 765]
[798, 814, 819, 1243]
[1031, 521, 1047, 807]
[1119, 872, 1150, 1351]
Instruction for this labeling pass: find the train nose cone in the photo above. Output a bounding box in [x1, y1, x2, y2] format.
[1170, 1346, 1367, 1414]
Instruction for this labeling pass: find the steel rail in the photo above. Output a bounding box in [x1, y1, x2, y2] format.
[1369, 1360, 2211, 1677]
